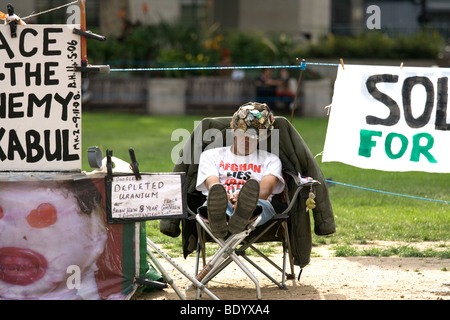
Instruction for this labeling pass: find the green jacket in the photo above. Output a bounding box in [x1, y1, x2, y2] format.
[160, 116, 335, 268]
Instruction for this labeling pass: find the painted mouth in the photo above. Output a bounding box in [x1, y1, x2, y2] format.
[0, 247, 48, 285]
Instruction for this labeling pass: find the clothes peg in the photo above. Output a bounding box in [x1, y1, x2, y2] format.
[300, 58, 306, 71]
[73, 28, 106, 42]
[74, 64, 110, 74]
[5, 4, 26, 38]
[324, 104, 332, 116]
[106, 149, 113, 182]
[295, 58, 306, 70]
[339, 58, 345, 70]
[128, 148, 141, 180]
[6, 4, 17, 38]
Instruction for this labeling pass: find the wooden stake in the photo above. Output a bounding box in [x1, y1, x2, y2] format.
[339, 58, 345, 70]
[79, 0, 87, 67]
[290, 58, 305, 123]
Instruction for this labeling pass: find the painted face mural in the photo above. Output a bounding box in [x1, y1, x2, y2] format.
[0, 180, 108, 300]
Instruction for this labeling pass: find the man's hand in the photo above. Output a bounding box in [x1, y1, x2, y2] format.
[228, 192, 238, 210]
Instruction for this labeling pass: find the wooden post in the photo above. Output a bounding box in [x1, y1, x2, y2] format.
[79, 0, 87, 67]
[290, 59, 305, 123]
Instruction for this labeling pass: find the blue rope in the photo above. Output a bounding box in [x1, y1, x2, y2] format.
[110, 62, 339, 72]
[326, 180, 450, 204]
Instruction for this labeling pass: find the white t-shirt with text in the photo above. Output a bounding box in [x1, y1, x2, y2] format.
[196, 146, 285, 201]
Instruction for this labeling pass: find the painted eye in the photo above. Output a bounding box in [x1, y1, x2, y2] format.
[0, 206, 3, 219]
[26, 203, 57, 228]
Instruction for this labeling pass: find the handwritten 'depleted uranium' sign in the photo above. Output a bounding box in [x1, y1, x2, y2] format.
[0, 25, 81, 171]
[323, 65, 450, 173]
[107, 174, 186, 223]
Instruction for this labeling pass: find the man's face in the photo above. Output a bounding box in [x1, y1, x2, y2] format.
[234, 130, 258, 155]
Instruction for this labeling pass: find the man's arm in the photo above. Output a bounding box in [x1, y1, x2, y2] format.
[259, 174, 278, 200]
[204, 175, 220, 191]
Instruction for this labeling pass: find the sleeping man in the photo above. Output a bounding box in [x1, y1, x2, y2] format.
[196, 102, 285, 238]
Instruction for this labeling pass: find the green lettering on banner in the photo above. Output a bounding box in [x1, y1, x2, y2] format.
[385, 132, 408, 159]
[358, 129, 437, 164]
[358, 129, 382, 157]
[410, 133, 437, 163]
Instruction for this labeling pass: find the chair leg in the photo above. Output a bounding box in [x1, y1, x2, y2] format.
[200, 230, 207, 267]
[146, 237, 219, 300]
[194, 225, 202, 277]
[195, 241, 201, 276]
[239, 250, 287, 290]
[194, 215, 263, 299]
[233, 220, 294, 289]
[282, 220, 296, 280]
[195, 224, 207, 271]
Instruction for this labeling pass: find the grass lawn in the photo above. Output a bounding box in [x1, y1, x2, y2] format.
[82, 111, 450, 256]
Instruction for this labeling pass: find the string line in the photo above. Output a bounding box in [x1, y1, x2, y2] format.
[326, 180, 450, 204]
[109, 62, 339, 72]
[21, 0, 79, 21]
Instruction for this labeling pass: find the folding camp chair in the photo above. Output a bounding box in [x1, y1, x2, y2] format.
[160, 115, 335, 299]
[188, 172, 319, 299]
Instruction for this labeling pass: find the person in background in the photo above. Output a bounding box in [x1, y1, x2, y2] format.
[255, 68, 281, 107]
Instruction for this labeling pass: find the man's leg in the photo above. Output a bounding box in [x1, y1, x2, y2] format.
[228, 179, 260, 234]
[255, 199, 276, 225]
[206, 184, 229, 238]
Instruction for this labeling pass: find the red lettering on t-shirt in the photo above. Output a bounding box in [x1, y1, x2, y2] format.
[220, 161, 261, 173]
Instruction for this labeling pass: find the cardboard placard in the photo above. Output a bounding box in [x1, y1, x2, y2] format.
[106, 173, 186, 223]
[0, 24, 81, 171]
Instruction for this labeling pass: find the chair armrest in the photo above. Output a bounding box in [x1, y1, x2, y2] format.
[278, 171, 320, 215]
[283, 170, 321, 187]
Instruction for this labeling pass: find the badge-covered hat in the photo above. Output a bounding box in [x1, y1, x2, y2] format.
[230, 102, 274, 139]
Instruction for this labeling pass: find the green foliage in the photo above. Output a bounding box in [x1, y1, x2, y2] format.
[87, 22, 444, 73]
[302, 31, 444, 59]
[88, 26, 312, 77]
[87, 25, 303, 79]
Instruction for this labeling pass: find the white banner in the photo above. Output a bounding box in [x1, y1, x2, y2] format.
[323, 64, 450, 173]
[0, 25, 81, 171]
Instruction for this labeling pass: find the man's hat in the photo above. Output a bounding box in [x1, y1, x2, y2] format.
[230, 102, 274, 139]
